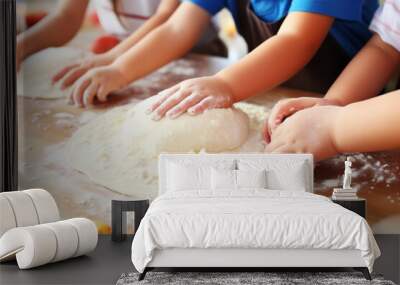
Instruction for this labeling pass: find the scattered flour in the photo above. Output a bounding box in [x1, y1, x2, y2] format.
[350, 153, 398, 190]
[78, 111, 98, 125]
[65, 97, 250, 197]
[32, 110, 51, 123]
[315, 153, 399, 193]
[234, 102, 268, 152]
[53, 112, 74, 120]
[18, 47, 89, 99]
[158, 59, 197, 77]
[55, 119, 75, 129]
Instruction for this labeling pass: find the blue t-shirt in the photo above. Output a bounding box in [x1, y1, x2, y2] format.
[187, 0, 379, 57]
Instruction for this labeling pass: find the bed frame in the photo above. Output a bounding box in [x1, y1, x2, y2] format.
[141, 248, 371, 280]
[139, 153, 371, 280]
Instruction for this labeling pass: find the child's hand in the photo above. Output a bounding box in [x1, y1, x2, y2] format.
[147, 76, 234, 120]
[263, 97, 337, 143]
[69, 65, 129, 107]
[264, 106, 341, 161]
[52, 53, 115, 90]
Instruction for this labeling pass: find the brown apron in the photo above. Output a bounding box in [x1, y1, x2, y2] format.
[235, 0, 352, 93]
[191, 23, 228, 57]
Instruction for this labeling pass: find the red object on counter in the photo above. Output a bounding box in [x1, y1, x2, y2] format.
[91, 35, 120, 54]
[88, 11, 101, 27]
[26, 11, 48, 28]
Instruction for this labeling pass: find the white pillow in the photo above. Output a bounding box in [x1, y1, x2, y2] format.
[211, 168, 236, 190]
[236, 169, 267, 189]
[237, 159, 309, 191]
[166, 159, 236, 192]
[167, 163, 209, 191]
[211, 169, 267, 190]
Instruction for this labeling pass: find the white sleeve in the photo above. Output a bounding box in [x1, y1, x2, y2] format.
[369, 2, 400, 52]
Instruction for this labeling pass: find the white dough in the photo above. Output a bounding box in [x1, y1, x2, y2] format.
[66, 96, 249, 196]
[18, 47, 89, 99]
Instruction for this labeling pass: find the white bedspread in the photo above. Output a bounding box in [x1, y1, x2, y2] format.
[131, 190, 380, 272]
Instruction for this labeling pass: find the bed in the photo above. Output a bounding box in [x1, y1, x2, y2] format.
[131, 154, 380, 281]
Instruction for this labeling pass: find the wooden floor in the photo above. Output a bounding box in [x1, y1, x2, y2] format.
[1, 235, 399, 285]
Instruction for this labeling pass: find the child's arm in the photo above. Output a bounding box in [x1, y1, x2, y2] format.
[325, 34, 400, 105]
[263, 34, 400, 142]
[53, 0, 180, 88]
[68, 2, 210, 107]
[107, 0, 180, 58]
[111, 2, 209, 81]
[147, 12, 334, 119]
[332, 91, 400, 153]
[218, 12, 334, 101]
[16, 0, 89, 70]
[265, 90, 400, 161]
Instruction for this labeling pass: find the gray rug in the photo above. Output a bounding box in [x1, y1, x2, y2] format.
[116, 272, 396, 285]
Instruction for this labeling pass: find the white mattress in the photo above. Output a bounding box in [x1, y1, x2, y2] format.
[131, 190, 380, 273]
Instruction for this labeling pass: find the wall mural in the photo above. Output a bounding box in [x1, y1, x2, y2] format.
[16, 0, 400, 234]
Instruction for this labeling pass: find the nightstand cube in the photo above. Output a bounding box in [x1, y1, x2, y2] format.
[111, 199, 149, 242]
[332, 198, 366, 218]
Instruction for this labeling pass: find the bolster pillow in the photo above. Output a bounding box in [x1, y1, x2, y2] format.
[0, 218, 98, 269]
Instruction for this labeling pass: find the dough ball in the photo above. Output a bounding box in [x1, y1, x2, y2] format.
[121, 97, 250, 155]
[66, 96, 249, 196]
[18, 47, 89, 99]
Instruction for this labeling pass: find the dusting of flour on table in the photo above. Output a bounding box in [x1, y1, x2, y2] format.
[315, 153, 399, 192]
[234, 102, 268, 152]
[78, 111, 98, 125]
[66, 97, 250, 197]
[18, 47, 89, 99]
[53, 112, 74, 120]
[158, 59, 197, 77]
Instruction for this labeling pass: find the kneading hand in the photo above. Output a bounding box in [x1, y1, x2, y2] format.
[146, 76, 235, 120]
[263, 97, 337, 143]
[264, 105, 341, 161]
[69, 65, 129, 107]
[52, 53, 115, 90]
